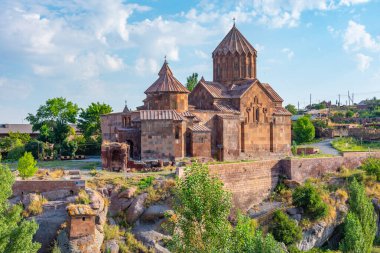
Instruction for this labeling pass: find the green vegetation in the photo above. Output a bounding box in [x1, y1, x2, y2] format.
[285, 104, 298, 115]
[170, 163, 285, 253]
[270, 210, 302, 246]
[60, 139, 78, 157]
[103, 224, 120, 240]
[360, 158, 380, 181]
[78, 102, 112, 139]
[293, 182, 328, 221]
[138, 176, 155, 190]
[119, 232, 153, 253]
[186, 73, 199, 91]
[0, 164, 41, 252]
[292, 116, 315, 144]
[340, 178, 377, 253]
[75, 189, 90, 205]
[26, 97, 79, 144]
[332, 137, 380, 152]
[17, 152, 38, 179]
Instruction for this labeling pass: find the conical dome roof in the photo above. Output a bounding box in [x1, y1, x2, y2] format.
[145, 60, 190, 94]
[213, 24, 257, 56]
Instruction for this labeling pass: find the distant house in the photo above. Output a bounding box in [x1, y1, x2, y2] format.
[0, 124, 80, 138]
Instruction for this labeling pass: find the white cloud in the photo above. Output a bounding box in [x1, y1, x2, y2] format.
[0, 77, 33, 100]
[105, 54, 124, 71]
[135, 58, 159, 75]
[282, 48, 294, 59]
[343, 20, 380, 52]
[356, 53, 372, 71]
[339, 0, 370, 6]
[194, 49, 209, 59]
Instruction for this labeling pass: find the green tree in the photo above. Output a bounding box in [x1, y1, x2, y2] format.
[77, 102, 112, 139]
[269, 210, 302, 246]
[345, 110, 354, 118]
[8, 132, 31, 144]
[170, 163, 232, 252]
[0, 164, 41, 252]
[340, 178, 377, 253]
[26, 97, 79, 144]
[232, 213, 285, 253]
[25, 139, 46, 160]
[61, 139, 78, 157]
[285, 104, 297, 115]
[17, 152, 38, 179]
[292, 182, 328, 220]
[292, 116, 315, 143]
[186, 73, 199, 91]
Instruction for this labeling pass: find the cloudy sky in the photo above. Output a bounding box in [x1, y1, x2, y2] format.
[1, 0, 380, 123]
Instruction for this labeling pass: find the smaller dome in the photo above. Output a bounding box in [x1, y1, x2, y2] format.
[213, 24, 257, 56]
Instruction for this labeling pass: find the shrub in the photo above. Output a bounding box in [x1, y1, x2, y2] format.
[25, 139, 46, 159]
[360, 158, 380, 181]
[293, 116, 315, 144]
[269, 210, 302, 246]
[89, 169, 98, 177]
[17, 152, 38, 179]
[75, 189, 90, 204]
[138, 176, 155, 190]
[104, 224, 120, 241]
[293, 182, 328, 220]
[7, 140, 25, 161]
[119, 232, 152, 253]
[27, 197, 48, 216]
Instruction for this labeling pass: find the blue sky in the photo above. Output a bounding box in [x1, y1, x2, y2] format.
[1, 0, 380, 123]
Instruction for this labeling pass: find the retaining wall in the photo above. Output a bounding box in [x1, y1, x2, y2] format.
[12, 179, 86, 196]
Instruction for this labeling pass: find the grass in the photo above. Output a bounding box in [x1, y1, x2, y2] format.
[119, 232, 153, 253]
[332, 137, 380, 152]
[373, 247, 380, 253]
[292, 153, 336, 159]
[75, 189, 90, 204]
[24, 196, 48, 217]
[103, 224, 121, 241]
[2, 159, 101, 171]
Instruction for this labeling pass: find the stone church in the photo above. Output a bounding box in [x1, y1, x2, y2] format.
[101, 24, 291, 164]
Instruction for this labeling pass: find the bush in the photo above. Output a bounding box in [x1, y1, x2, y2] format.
[25, 139, 46, 160]
[17, 152, 38, 179]
[269, 210, 302, 246]
[104, 224, 120, 240]
[61, 139, 78, 157]
[360, 158, 380, 181]
[7, 139, 25, 161]
[119, 232, 152, 253]
[293, 116, 315, 144]
[138, 176, 155, 190]
[75, 189, 90, 204]
[26, 197, 48, 216]
[293, 182, 328, 220]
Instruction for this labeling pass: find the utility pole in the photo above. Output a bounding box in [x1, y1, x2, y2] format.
[338, 94, 341, 107]
[297, 101, 300, 112]
[352, 93, 354, 105]
[309, 93, 312, 108]
[348, 90, 350, 106]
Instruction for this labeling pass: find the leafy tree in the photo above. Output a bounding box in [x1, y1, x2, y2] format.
[292, 116, 315, 144]
[25, 139, 47, 160]
[360, 158, 380, 181]
[269, 210, 302, 246]
[170, 163, 232, 252]
[345, 110, 354, 118]
[186, 73, 199, 92]
[285, 104, 297, 115]
[78, 102, 112, 139]
[0, 164, 41, 252]
[8, 132, 31, 144]
[340, 178, 377, 253]
[61, 139, 78, 157]
[232, 213, 285, 253]
[6, 139, 25, 161]
[26, 97, 79, 144]
[17, 152, 38, 179]
[292, 182, 328, 221]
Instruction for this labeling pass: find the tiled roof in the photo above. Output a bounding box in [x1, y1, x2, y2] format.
[213, 101, 240, 113]
[180, 111, 201, 122]
[139, 110, 184, 121]
[273, 107, 292, 116]
[145, 61, 190, 94]
[0, 124, 37, 134]
[213, 25, 257, 56]
[67, 204, 95, 216]
[188, 124, 211, 132]
[199, 80, 225, 98]
[217, 114, 241, 119]
[261, 83, 284, 102]
[200, 79, 257, 99]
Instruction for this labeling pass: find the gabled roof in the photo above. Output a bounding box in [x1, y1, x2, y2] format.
[197, 79, 258, 99]
[213, 101, 240, 113]
[145, 60, 190, 94]
[213, 24, 257, 57]
[260, 83, 284, 102]
[139, 110, 184, 121]
[273, 107, 292, 116]
[188, 124, 211, 132]
[0, 124, 38, 134]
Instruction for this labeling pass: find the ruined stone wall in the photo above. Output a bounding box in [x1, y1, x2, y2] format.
[12, 180, 85, 196]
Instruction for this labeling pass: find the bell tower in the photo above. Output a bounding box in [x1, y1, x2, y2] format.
[212, 23, 257, 85]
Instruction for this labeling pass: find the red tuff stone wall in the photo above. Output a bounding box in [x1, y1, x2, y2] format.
[189, 131, 211, 157]
[283, 151, 380, 182]
[144, 93, 188, 112]
[69, 216, 95, 238]
[207, 160, 283, 211]
[12, 180, 85, 196]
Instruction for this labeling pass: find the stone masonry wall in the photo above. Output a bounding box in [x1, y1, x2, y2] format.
[13, 180, 85, 196]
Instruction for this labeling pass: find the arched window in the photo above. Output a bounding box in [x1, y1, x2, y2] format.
[256, 107, 260, 122]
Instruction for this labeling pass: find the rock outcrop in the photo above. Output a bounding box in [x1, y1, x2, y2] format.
[126, 193, 148, 224]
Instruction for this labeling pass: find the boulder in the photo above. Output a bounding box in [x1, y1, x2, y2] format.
[105, 240, 119, 253]
[87, 189, 104, 210]
[109, 197, 133, 216]
[134, 230, 171, 247]
[286, 207, 303, 215]
[290, 214, 302, 223]
[118, 186, 137, 199]
[126, 193, 148, 224]
[22, 193, 40, 208]
[141, 204, 170, 222]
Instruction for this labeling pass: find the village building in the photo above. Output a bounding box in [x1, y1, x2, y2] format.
[101, 24, 291, 163]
